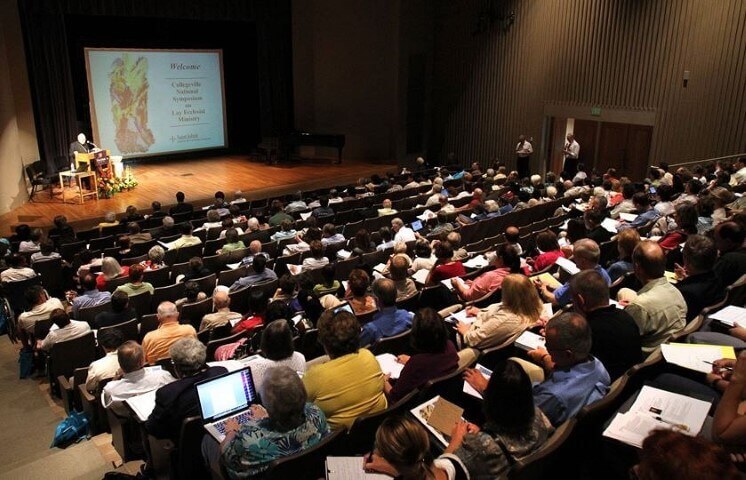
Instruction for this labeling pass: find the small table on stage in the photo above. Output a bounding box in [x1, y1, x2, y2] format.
[59, 170, 99, 204]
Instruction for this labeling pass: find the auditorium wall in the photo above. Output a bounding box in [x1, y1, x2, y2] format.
[0, 0, 39, 216]
[428, 0, 746, 173]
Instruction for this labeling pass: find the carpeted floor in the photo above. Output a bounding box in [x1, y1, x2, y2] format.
[0, 337, 125, 480]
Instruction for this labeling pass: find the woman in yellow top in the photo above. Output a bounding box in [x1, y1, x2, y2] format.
[303, 308, 387, 430]
[455, 274, 544, 350]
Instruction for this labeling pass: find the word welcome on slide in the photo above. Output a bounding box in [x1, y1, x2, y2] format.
[85, 48, 227, 158]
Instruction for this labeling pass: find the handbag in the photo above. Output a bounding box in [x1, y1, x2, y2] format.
[51, 410, 90, 448]
[18, 346, 34, 379]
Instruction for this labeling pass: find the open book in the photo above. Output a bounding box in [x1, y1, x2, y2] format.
[602, 385, 711, 448]
[410, 396, 463, 447]
[514, 330, 546, 351]
[326, 457, 390, 480]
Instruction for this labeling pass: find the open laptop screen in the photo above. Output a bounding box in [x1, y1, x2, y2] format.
[410, 220, 423, 232]
[196, 367, 257, 422]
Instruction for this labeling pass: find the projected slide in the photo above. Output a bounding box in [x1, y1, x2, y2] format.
[85, 48, 227, 158]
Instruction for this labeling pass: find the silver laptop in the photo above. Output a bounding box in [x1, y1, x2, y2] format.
[196, 367, 259, 442]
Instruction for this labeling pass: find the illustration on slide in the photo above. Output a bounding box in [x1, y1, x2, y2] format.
[109, 54, 155, 153]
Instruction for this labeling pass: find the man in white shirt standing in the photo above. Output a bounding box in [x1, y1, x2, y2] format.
[515, 135, 533, 180]
[391, 218, 416, 243]
[562, 133, 580, 177]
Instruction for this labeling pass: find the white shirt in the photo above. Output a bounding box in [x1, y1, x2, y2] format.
[18, 297, 65, 334]
[394, 227, 416, 243]
[102, 368, 176, 411]
[86, 351, 120, 392]
[41, 320, 91, 351]
[516, 141, 533, 157]
[0, 267, 37, 283]
[564, 140, 580, 159]
[246, 352, 306, 392]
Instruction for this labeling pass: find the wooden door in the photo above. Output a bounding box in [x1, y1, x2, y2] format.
[626, 125, 653, 181]
[548, 117, 567, 174]
[598, 122, 652, 179]
[572, 119, 598, 173]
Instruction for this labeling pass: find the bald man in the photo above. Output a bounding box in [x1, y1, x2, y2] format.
[536, 239, 610, 307]
[625, 241, 687, 353]
[199, 290, 242, 332]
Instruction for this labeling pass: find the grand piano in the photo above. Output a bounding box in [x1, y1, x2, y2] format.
[278, 131, 346, 164]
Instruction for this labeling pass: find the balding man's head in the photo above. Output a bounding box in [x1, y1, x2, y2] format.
[573, 239, 600, 269]
[446, 231, 462, 248]
[632, 241, 666, 282]
[157, 302, 179, 323]
[213, 291, 230, 310]
[249, 240, 262, 254]
[118, 341, 145, 374]
[545, 312, 592, 367]
[372, 278, 397, 307]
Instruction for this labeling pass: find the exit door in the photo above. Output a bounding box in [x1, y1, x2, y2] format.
[598, 123, 653, 181]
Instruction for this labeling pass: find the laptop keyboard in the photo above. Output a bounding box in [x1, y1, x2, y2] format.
[214, 410, 252, 435]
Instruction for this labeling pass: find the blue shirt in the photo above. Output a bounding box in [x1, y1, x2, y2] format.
[359, 307, 413, 347]
[533, 356, 610, 425]
[607, 260, 633, 283]
[617, 208, 660, 231]
[72, 289, 112, 318]
[230, 269, 278, 291]
[553, 265, 611, 306]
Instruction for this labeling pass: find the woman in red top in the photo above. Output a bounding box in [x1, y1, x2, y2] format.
[658, 203, 698, 252]
[232, 289, 268, 335]
[96, 257, 129, 291]
[527, 230, 565, 273]
[426, 240, 465, 285]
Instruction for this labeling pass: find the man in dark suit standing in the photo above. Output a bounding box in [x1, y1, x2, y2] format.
[145, 338, 227, 442]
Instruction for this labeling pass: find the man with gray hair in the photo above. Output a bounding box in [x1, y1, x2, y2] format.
[199, 290, 241, 331]
[102, 341, 175, 414]
[154, 215, 178, 239]
[146, 338, 227, 441]
[674, 235, 725, 322]
[142, 301, 197, 364]
[536, 238, 610, 307]
[391, 218, 416, 243]
[527, 312, 610, 425]
[359, 278, 413, 346]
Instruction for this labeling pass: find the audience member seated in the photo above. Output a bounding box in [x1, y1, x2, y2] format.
[85, 329, 124, 392]
[230, 255, 277, 292]
[446, 231, 469, 262]
[96, 257, 129, 291]
[145, 338, 227, 442]
[303, 309, 387, 429]
[71, 274, 111, 318]
[388, 254, 417, 301]
[239, 240, 269, 267]
[351, 229, 376, 254]
[270, 219, 297, 243]
[617, 192, 660, 231]
[454, 244, 520, 302]
[271, 275, 301, 310]
[142, 302, 198, 364]
[1, 254, 36, 282]
[302, 240, 329, 270]
[526, 230, 565, 274]
[180, 256, 211, 283]
[219, 228, 245, 254]
[98, 211, 119, 231]
[17, 285, 65, 339]
[363, 416, 466, 479]
[166, 223, 202, 250]
[38, 309, 91, 351]
[345, 269, 377, 315]
[49, 215, 76, 244]
[204, 366, 328, 479]
[321, 223, 345, 246]
[268, 200, 293, 227]
[30, 238, 62, 264]
[246, 320, 306, 391]
[199, 290, 241, 332]
[154, 216, 179, 239]
[570, 270, 642, 380]
[94, 291, 137, 329]
[117, 235, 132, 258]
[713, 221, 746, 286]
[674, 235, 725, 321]
[408, 239, 434, 273]
[526, 312, 611, 425]
[425, 241, 465, 285]
[622, 241, 687, 354]
[457, 274, 543, 351]
[607, 228, 640, 282]
[313, 263, 340, 297]
[504, 226, 523, 255]
[376, 226, 396, 252]
[384, 308, 458, 403]
[199, 209, 223, 230]
[126, 222, 152, 244]
[115, 264, 154, 297]
[584, 209, 613, 245]
[537, 239, 609, 307]
[360, 279, 413, 347]
[142, 245, 166, 270]
[120, 205, 144, 224]
[453, 360, 554, 478]
[230, 290, 267, 336]
[149, 200, 167, 219]
[18, 228, 42, 253]
[658, 203, 698, 252]
[175, 281, 207, 309]
[312, 195, 335, 218]
[169, 191, 194, 216]
[391, 218, 416, 243]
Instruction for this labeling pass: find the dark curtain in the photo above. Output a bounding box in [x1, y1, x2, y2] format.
[17, 0, 293, 174]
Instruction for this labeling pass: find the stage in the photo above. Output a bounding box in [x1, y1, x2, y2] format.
[1, 155, 397, 235]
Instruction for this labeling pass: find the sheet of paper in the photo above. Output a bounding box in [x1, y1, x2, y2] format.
[299, 212, 312, 221]
[426, 397, 464, 437]
[463, 363, 492, 399]
[417, 210, 436, 221]
[463, 255, 489, 269]
[536, 272, 562, 289]
[559, 219, 570, 231]
[542, 303, 554, 319]
[601, 218, 619, 234]
[661, 343, 736, 373]
[373, 263, 387, 274]
[125, 390, 157, 422]
[342, 280, 349, 291]
[326, 457, 391, 480]
[376, 353, 405, 380]
[515, 330, 546, 351]
[609, 299, 624, 309]
[287, 264, 303, 275]
[448, 309, 475, 325]
[619, 213, 638, 222]
[708, 306, 746, 327]
[412, 269, 430, 285]
[226, 262, 241, 270]
[337, 249, 352, 260]
[555, 257, 580, 275]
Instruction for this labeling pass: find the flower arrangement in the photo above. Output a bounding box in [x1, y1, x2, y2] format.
[98, 165, 138, 198]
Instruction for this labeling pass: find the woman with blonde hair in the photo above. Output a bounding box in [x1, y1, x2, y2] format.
[96, 257, 129, 291]
[608, 228, 640, 282]
[455, 274, 544, 350]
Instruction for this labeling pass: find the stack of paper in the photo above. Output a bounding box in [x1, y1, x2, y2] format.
[708, 305, 746, 327]
[515, 330, 546, 351]
[619, 213, 638, 222]
[226, 262, 241, 270]
[661, 343, 736, 374]
[375, 353, 405, 379]
[326, 457, 390, 480]
[417, 210, 437, 221]
[603, 386, 711, 448]
[287, 264, 303, 275]
[463, 255, 489, 269]
[463, 364, 492, 399]
[601, 218, 619, 233]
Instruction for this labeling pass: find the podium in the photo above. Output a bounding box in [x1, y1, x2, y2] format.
[74, 149, 111, 172]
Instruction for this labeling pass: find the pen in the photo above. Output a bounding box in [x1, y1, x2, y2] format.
[703, 360, 733, 372]
[654, 416, 690, 432]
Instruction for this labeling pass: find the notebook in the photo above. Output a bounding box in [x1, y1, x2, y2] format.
[196, 367, 259, 442]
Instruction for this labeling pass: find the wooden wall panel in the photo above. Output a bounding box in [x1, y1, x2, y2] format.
[429, 0, 746, 172]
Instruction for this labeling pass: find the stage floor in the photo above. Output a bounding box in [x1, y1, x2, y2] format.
[1, 155, 397, 235]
